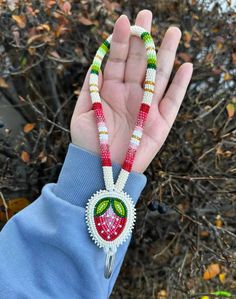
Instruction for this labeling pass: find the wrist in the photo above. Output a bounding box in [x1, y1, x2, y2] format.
[54, 143, 147, 207]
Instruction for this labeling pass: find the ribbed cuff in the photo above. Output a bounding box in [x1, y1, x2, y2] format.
[54, 143, 147, 207]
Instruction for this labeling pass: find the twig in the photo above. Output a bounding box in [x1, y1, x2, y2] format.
[0, 192, 9, 221]
[26, 96, 70, 133]
[195, 97, 226, 120]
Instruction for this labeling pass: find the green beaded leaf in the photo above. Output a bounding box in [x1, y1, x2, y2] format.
[94, 198, 110, 217]
[112, 198, 127, 218]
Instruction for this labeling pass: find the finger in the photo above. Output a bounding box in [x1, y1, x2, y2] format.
[73, 67, 103, 116]
[159, 62, 193, 128]
[103, 15, 130, 82]
[125, 10, 152, 85]
[154, 27, 181, 103]
[155, 27, 181, 102]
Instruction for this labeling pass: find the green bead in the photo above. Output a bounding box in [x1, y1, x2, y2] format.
[147, 63, 157, 69]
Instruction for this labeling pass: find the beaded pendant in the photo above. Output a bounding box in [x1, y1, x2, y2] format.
[85, 190, 136, 251]
[85, 25, 157, 278]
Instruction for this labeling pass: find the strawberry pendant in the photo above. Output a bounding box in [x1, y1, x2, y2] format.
[94, 198, 127, 241]
[85, 189, 136, 254]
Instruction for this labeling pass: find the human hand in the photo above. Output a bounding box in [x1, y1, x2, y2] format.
[71, 10, 193, 173]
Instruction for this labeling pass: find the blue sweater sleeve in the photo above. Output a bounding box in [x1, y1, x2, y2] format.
[0, 143, 147, 299]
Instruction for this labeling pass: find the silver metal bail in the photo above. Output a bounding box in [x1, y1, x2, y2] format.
[104, 250, 116, 279]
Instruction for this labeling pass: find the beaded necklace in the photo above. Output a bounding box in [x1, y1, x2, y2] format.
[85, 25, 157, 279]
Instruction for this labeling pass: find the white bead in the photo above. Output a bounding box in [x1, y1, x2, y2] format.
[114, 169, 129, 192]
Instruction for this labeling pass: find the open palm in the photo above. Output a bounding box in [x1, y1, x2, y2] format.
[71, 10, 193, 173]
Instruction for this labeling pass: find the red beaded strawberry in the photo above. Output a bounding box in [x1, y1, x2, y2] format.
[94, 197, 127, 241]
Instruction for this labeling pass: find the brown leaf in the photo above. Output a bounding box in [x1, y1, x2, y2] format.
[224, 73, 232, 81]
[216, 42, 223, 50]
[0, 78, 9, 88]
[37, 24, 51, 31]
[103, 0, 120, 12]
[45, 0, 56, 8]
[216, 36, 225, 50]
[200, 230, 209, 238]
[12, 15, 26, 29]
[28, 47, 36, 55]
[183, 31, 191, 43]
[212, 67, 221, 75]
[38, 151, 47, 163]
[219, 272, 226, 283]
[53, 11, 62, 18]
[205, 53, 214, 63]
[7, 197, 30, 209]
[26, 6, 37, 17]
[21, 151, 30, 163]
[226, 103, 235, 118]
[55, 24, 68, 37]
[183, 31, 191, 48]
[0, 197, 30, 221]
[78, 16, 94, 26]
[49, 51, 61, 59]
[157, 290, 167, 299]
[18, 95, 26, 102]
[23, 123, 35, 133]
[232, 52, 236, 64]
[215, 215, 223, 228]
[62, 1, 71, 14]
[27, 34, 44, 45]
[192, 27, 203, 41]
[203, 263, 220, 280]
[74, 88, 81, 95]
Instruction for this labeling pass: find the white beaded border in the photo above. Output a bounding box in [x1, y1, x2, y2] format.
[85, 189, 136, 254]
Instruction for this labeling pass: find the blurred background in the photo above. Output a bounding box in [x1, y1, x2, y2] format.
[0, 0, 235, 298]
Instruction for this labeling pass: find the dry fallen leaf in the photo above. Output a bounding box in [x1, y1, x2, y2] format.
[183, 31, 191, 48]
[226, 103, 235, 118]
[7, 0, 18, 11]
[49, 51, 61, 59]
[157, 290, 167, 299]
[38, 151, 47, 163]
[28, 47, 36, 55]
[62, 1, 71, 14]
[45, 0, 56, 8]
[215, 215, 223, 228]
[104, 0, 120, 12]
[23, 123, 35, 133]
[21, 151, 30, 163]
[55, 24, 68, 37]
[219, 272, 226, 283]
[232, 52, 236, 64]
[224, 72, 232, 81]
[27, 34, 44, 45]
[12, 15, 26, 29]
[0, 78, 9, 88]
[203, 263, 220, 280]
[37, 24, 51, 31]
[78, 16, 94, 26]
[0, 197, 30, 221]
[200, 230, 209, 238]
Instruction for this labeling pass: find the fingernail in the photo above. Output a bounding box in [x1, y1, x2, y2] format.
[119, 14, 128, 19]
[167, 26, 182, 35]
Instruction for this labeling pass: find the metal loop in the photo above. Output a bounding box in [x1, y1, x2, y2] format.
[104, 250, 116, 279]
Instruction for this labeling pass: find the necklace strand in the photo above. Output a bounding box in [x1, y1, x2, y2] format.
[89, 25, 157, 192]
